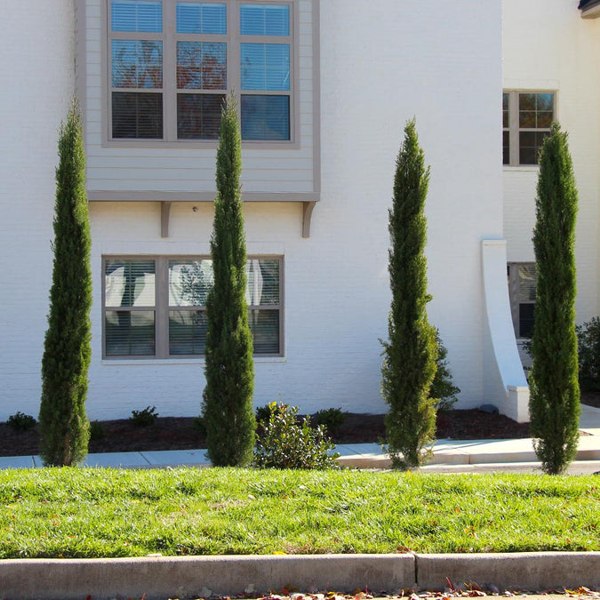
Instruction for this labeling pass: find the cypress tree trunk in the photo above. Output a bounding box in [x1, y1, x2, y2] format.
[382, 120, 437, 469]
[39, 103, 91, 466]
[202, 99, 256, 466]
[530, 122, 580, 475]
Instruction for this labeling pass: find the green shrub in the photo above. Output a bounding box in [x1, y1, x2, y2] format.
[577, 317, 600, 392]
[7, 412, 37, 432]
[89, 421, 105, 441]
[313, 407, 345, 435]
[255, 404, 273, 427]
[431, 329, 461, 411]
[193, 416, 207, 436]
[130, 406, 159, 427]
[254, 403, 339, 470]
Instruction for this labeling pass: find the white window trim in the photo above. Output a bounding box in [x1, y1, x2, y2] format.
[503, 90, 557, 167]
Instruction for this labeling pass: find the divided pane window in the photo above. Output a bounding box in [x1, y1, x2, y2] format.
[104, 259, 157, 356]
[176, 4, 227, 140]
[110, 0, 164, 139]
[108, 0, 294, 142]
[503, 91, 555, 166]
[507, 263, 536, 339]
[103, 256, 283, 358]
[240, 4, 291, 140]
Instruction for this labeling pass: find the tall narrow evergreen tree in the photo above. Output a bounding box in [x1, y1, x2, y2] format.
[530, 122, 580, 474]
[202, 99, 256, 466]
[39, 103, 91, 466]
[382, 119, 437, 469]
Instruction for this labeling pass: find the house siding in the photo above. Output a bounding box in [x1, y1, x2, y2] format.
[503, 0, 600, 321]
[1, 0, 598, 422]
[0, 1, 75, 419]
[82, 0, 318, 197]
[84, 0, 503, 419]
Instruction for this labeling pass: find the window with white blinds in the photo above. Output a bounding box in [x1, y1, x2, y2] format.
[104, 256, 283, 357]
[108, 0, 294, 142]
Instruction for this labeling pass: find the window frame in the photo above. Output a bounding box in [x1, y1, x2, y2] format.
[104, 0, 298, 147]
[503, 90, 556, 167]
[102, 254, 284, 359]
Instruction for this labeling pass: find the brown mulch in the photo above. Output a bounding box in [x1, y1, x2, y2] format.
[1, 394, 597, 458]
[582, 391, 600, 409]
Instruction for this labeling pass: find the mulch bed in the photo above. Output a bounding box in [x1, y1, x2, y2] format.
[2, 394, 597, 458]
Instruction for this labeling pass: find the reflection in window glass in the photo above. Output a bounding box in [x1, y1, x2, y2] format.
[177, 42, 227, 90]
[105, 260, 156, 307]
[112, 40, 163, 89]
[169, 260, 213, 306]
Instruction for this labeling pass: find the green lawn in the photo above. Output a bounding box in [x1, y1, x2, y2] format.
[0, 469, 597, 558]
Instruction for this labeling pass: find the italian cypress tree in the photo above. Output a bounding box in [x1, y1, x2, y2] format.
[39, 103, 91, 466]
[382, 119, 437, 469]
[530, 122, 580, 475]
[202, 99, 256, 466]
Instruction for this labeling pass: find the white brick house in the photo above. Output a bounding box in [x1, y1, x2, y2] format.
[0, 0, 598, 423]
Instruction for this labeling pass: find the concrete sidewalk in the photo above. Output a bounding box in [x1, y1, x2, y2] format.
[1, 404, 599, 473]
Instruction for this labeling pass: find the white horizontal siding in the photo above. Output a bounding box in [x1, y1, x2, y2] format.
[83, 0, 317, 198]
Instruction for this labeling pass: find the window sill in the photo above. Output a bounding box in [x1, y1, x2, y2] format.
[503, 165, 540, 172]
[101, 356, 287, 366]
[101, 139, 300, 151]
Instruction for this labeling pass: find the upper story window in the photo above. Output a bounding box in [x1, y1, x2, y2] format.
[109, 0, 293, 142]
[503, 91, 555, 166]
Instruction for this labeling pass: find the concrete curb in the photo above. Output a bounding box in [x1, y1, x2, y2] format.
[416, 552, 600, 591]
[0, 554, 415, 600]
[0, 552, 598, 600]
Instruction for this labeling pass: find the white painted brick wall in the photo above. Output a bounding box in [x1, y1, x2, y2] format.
[3, 0, 597, 422]
[0, 1, 74, 420]
[503, 0, 600, 321]
[85, 0, 504, 419]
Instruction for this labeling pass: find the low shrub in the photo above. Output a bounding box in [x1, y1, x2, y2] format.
[313, 407, 345, 435]
[577, 316, 600, 392]
[7, 412, 37, 432]
[193, 415, 207, 436]
[89, 420, 105, 441]
[431, 329, 461, 411]
[254, 402, 339, 470]
[255, 404, 272, 427]
[130, 406, 159, 427]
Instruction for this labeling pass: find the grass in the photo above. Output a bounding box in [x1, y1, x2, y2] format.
[0, 469, 597, 558]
